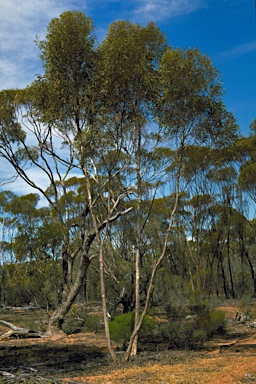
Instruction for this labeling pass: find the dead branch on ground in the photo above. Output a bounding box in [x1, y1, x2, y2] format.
[0, 320, 45, 339]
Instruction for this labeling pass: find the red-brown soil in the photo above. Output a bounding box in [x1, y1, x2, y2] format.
[0, 304, 256, 383]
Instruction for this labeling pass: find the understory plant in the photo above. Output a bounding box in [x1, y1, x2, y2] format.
[109, 312, 156, 349]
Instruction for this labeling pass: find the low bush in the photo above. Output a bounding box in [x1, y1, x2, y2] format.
[164, 303, 183, 319]
[63, 304, 103, 334]
[160, 309, 226, 350]
[109, 312, 156, 349]
[160, 321, 206, 350]
[83, 314, 103, 333]
[189, 290, 208, 313]
[195, 310, 226, 338]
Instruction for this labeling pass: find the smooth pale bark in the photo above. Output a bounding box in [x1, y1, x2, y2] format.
[84, 160, 117, 361]
[131, 123, 142, 357]
[83, 157, 132, 361]
[124, 177, 180, 361]
[98, 242, 117, 361]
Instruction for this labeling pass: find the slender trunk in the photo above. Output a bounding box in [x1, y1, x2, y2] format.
[244, 249, 256, 295]
[0, 265, 5, 304]
[239, 225, 256, 296]
[83, 161, 117, 361]
[219, 253, 228, 298]
[186, 238, 195, 291]
[207, 258, 215, 298]
[227, 230, 235, 298]
[99, 242, 117, 361]
[196, 236, 201, 293]
[124, 175, 180, 361]
[132, 123, 142, 357]
[227, 202, 235, 299]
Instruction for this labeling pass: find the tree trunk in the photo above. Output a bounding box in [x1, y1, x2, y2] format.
[46, 252, 91, 336]
[124, 175, 180, 361]
[244, 249, 256, 296]
[99, 242, 117, 361]
[131, 122, 142, 357]
[219, 254, 228, 298]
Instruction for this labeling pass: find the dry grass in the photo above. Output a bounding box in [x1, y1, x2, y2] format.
[66, 356, 256, 383]
[1, 303, 256, 383]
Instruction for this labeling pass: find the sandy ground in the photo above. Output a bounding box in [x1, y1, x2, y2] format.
[0, 304, 256, 383]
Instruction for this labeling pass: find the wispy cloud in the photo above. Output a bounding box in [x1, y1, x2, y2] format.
[133, 0, 207, 22]
[220, 41, 256, 59]
[0, 0, 207, 91]
[0, 0, 85, 90]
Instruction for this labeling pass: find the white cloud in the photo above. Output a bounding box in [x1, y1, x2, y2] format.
[220, 41, 256, 59]
[0, 0, 207, 91]
[133, 0, 207, 22]
[0, 0, 87, 90]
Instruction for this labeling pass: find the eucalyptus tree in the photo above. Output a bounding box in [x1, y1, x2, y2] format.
[158, 47, 239, 159]
[0, 191, 18, 303]
[177, 145, 239, 296]
[0, 191, 17, 263]
[0, 10, 241, 359]
[100, 20, 167, 358]
[0, 11, 131, 336]
[238, 119, 256, 207]
[154, 48, 239, 299]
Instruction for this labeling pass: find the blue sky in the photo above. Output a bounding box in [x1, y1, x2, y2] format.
[0, 0, 255, 196]
[0, 0, 255, 134]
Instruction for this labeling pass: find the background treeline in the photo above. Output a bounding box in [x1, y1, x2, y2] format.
[1, 135, 256, 308]
[0, 10, 256, 359]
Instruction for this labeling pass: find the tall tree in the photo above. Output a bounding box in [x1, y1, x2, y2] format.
[238, 119, 256, 206]
[0, 11, 131, 335]
[100, 20, 167, 358]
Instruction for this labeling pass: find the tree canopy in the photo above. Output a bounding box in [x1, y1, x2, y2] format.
[1, 10, 255, 361]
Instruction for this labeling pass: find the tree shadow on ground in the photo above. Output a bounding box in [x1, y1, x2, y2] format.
[0, 341, 107, 383]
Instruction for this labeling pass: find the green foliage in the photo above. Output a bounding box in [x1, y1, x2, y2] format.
[160, 309, 226, 350]
[64, 304, 103, 334]
[158, 47, 239, 147]
[195, 310, 226, 338]
[109, 312, 156, 349]
[1, 261, 62, 308]
[63, 308, 104, 334]
[83, 314, 103, 333]
[0, 90, 26, 143]
[109, 312, 134, 348]
[189, 290, 208, 313]
[164, 302, 183, 320]
[160, 320, 206, 350]
[33, 11, 97, 124]
[101, 20, 166, 112]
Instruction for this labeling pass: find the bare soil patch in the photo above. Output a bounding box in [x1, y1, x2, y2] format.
[0, 304, 256, 383]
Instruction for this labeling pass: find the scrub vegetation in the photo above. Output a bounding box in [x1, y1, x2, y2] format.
[0, 10, 256, 375]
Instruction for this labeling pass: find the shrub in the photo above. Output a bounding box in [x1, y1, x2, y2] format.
[83, 314, 103, 333]
[160, 309, 226, 350]
[109, 312, 134, 348]
[189, 290, 208, 313]
[160, 320, 206, 350]
[63, 304, 103, 334]
[165, 303, 183, 319]
[196, 310, 226, 338]
[109, 312, 156, 349]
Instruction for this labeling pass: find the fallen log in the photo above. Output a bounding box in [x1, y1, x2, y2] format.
[0, 320, 45, 339]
